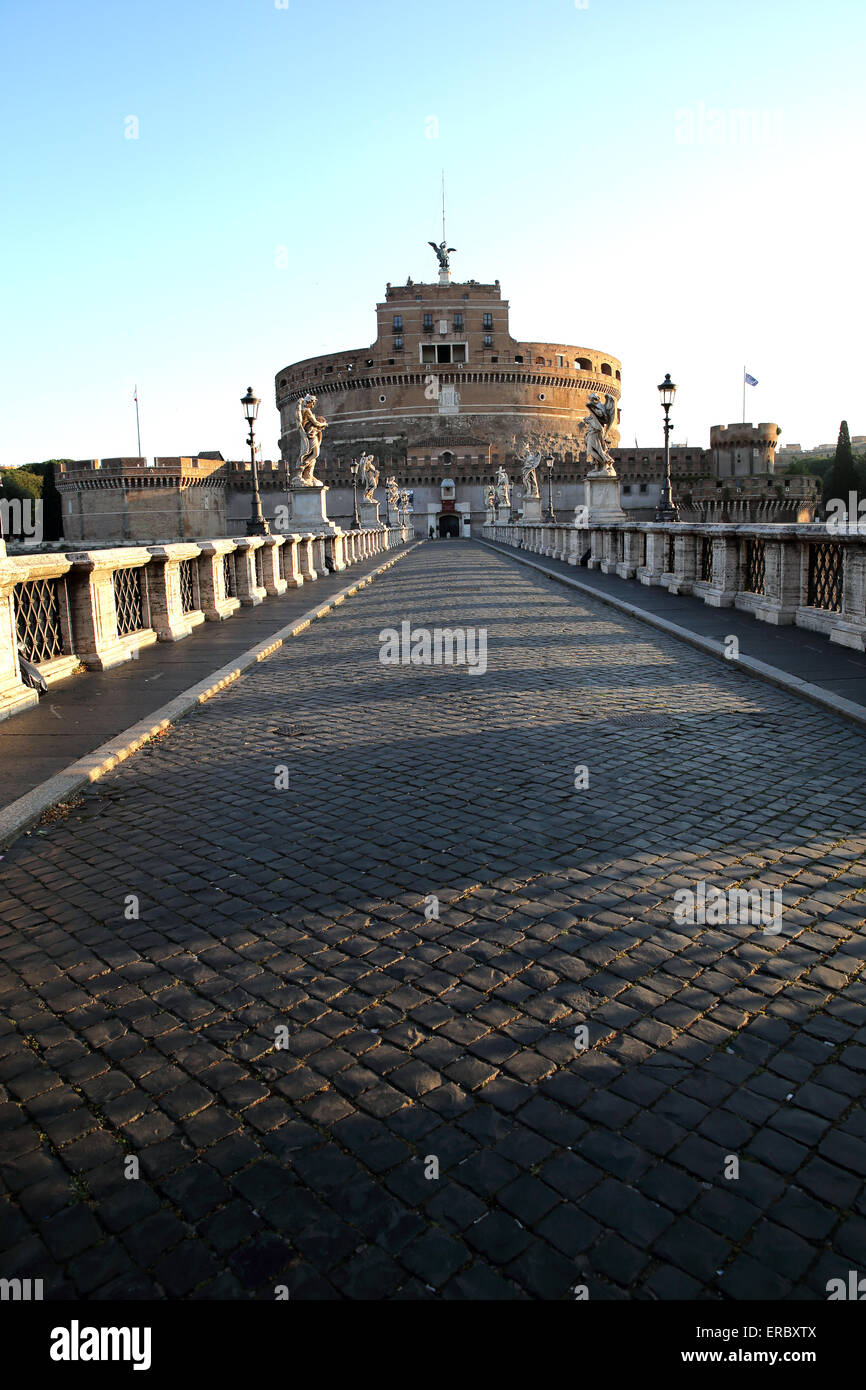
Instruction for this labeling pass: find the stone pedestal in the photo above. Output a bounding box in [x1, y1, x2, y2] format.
[286, 484, 336, 533]
[496, 504, 512, 526]
[359, 500, 382, 529]
[583, 470, 626, 524]
[519, 496, 543, 524]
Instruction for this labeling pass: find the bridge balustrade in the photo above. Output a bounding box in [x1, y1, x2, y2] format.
[481, 518, 866, 654]
[0, 524, 409, 722]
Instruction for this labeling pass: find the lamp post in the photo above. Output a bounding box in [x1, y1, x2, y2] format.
[349, 458, 361, 529]
[655, 373, 679, 522]
[545, 455, 555, 520]
[241, 386, 269, 535]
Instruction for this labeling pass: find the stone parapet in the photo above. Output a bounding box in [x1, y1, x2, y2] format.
[0, 529, 400, 723]
[481, 519, 866, 652]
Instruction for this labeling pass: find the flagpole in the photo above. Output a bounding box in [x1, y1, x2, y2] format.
[134, 386, 142, 458]
[742, 366, 746, 425]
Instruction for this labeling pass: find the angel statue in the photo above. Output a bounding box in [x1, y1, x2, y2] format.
[582, 394, 617, 474]
[358, 452, 379, 502]
[429, 239, 456, 272]
[519, 447, 541, 499]
[485, 484, 497, 510]
[399, 489, 410, 513]
[294, 394, 328, 486]
[386, 476, 400, 509]
[494, 465, 510, 507]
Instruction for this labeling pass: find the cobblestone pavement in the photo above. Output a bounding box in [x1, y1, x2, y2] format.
[1, 540, 865, 1300]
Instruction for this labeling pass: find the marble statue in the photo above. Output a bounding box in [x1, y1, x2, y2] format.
[485, 484, 497, 510]
[582, 393, 617, 473]
[495, 466, 510, 507]
[429, 239, 456, 272]
[294, 394, 328, 486]
[399, 489, 410, 513]
[519, 447, 541, 498]
[386, 476, 400, 509]
[358, 452, 379, 502]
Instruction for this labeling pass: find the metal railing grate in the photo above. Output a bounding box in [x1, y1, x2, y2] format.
[700, 536, 714, 584]
[667, 534, 676, 574]
[113, 567, 144, 636]
[222, 551, 237, 599]
[638, 533, 646, 566]
[178, 558, 198, 614]
[743, 538, 765, 595]
[807, 541, 842, 611]
[15, 577, 65, 664]
[255, 549, 264, 587]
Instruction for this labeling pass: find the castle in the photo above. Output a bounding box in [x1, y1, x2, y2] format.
[52, 256, 817, 544]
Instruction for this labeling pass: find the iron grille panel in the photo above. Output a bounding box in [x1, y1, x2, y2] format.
[807, 541, 842, 611]
[178, 558, 197, 614]
[223, 552, 237, 599]
[667, 534, 676, 574]
[616, 531, 624, 559]
[14, 577, 65, 664]
[113, 567, 144, 636]
[255, 549, 264, 586]
[638, 534, 646, 566]
[744, 538, 766, 595]
[699, 536, 713, 584]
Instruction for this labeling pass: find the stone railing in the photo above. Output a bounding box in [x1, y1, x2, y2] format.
[0, 525, 408, 722]
[482, 519, 866, 652]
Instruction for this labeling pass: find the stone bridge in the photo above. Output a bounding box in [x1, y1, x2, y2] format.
[0, 538, 864, 1301]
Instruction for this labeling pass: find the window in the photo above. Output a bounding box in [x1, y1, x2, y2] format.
[394, 337, 403, 349]
[514, 354, 523, 364]
[557, 355, 564, 368]
[483, 335, 493, 348]
[623, 484, 632, 494]
[423, 312, 433, 331]
[601, 362, 612, 376]
[421, 343, 467, 364]
[483, 312, 493, 329]
[453, 313, 463, 329]
[639, 483, 648, 494]
[393, 315, 403, 331]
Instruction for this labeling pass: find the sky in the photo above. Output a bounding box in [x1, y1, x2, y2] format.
[1, 0, 863, 468]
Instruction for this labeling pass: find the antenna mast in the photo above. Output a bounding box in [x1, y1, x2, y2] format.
[442, 169, 446, 244]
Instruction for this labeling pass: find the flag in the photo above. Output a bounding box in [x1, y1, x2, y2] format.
[134, 386, 138, 403]
[744, 372, 758, 387]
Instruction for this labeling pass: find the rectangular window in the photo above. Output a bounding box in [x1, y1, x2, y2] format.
[453, 313, 463, 329]
[452, 344, 467, 363]
[421, 342, 468, 365]
[421, 344, 436, 363]
[392, 315, 403, 331]
[482, 312, 493, 329]
[483, 335, 493, 348]
[423, 312, 433, 330]
[436, 344, 450, 363]
[557, 354, 564, 368]
[394, 337, 403, 349]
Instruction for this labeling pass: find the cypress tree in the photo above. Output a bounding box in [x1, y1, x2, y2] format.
[823, 420, 859, 512]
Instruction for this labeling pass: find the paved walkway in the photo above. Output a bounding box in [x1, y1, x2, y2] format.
[0, 546, 411, 814]
[1, 540, 864, 1300]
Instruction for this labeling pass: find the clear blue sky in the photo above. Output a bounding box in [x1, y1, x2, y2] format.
[1, 0, 863, 467]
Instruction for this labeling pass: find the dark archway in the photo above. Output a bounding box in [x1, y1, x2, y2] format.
[438, 514, 460, 538]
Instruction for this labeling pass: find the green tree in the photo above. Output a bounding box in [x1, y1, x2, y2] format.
[25, 460, 66, 540]
[0, 467, 42, 503]
[822, 420, 859, 511]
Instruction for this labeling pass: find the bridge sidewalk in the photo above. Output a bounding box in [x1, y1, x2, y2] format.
[479, 538, 866, 728]
[0, 544, 415, 829]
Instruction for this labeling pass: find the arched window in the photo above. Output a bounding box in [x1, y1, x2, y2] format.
[535, 355, 545, 365]
[601, 363, 612, 376]
[576, 357, 592, 372]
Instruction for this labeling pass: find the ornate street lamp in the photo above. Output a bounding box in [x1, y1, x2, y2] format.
[241, 386, 270, 535]
[655, 373, 679, 522]
[545, 455, 555, 521]
[349, 458, 361, 529]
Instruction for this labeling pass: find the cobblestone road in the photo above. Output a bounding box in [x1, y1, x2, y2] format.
[1, 541, 865, 1300]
